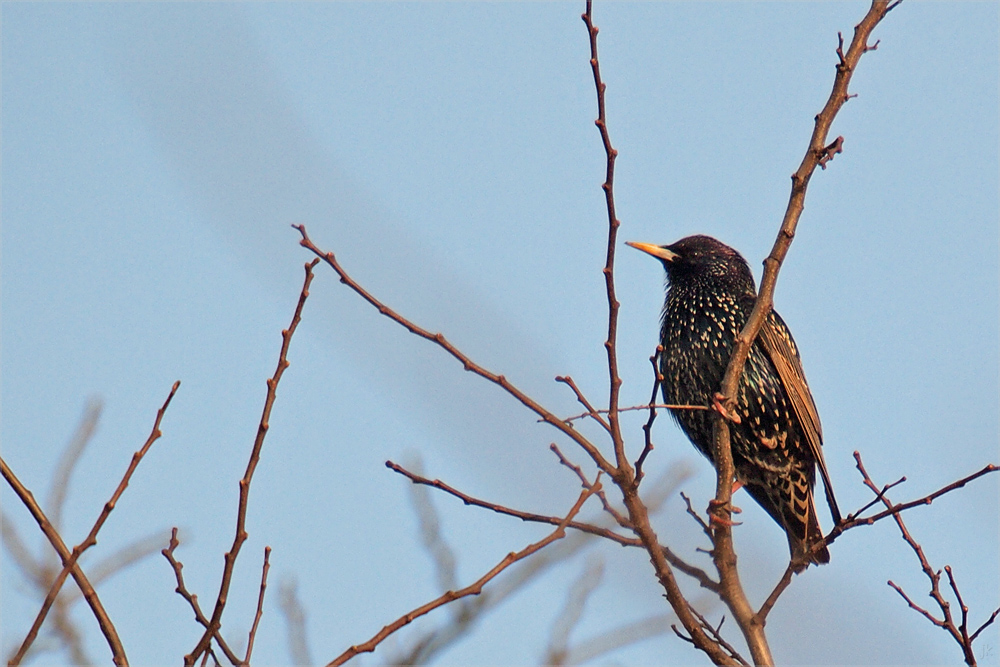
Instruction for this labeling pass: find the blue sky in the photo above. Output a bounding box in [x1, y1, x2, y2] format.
[2, 3, 998, 664]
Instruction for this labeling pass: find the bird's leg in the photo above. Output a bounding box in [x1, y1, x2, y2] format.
[708, 508, 742, 527]
[711, 392, 742, 424]
[707, 479, 745, 526]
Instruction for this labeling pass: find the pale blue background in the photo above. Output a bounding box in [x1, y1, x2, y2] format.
[2, 2, 998, 665]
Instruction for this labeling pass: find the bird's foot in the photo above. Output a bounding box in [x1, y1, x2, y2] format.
[707, 498, 743, 527]
[712, 393, 742, 424]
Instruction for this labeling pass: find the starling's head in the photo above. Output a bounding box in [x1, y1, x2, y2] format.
[626, 235, 755, 292]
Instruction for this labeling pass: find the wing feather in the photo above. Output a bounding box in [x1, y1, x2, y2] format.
[759, 313, 842, 524]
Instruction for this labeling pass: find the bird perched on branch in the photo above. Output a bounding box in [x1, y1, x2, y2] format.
[627, 235, 840, 570]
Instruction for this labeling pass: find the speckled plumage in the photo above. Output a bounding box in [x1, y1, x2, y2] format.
[629, 235, 840, 569]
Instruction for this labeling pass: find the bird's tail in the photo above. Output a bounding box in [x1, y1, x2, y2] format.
[788, 492, 830, 571]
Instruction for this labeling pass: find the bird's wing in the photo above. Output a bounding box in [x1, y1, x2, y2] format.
[759, 312, 842, 524]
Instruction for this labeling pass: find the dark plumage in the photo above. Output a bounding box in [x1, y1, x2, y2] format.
[627, 235, 840, 569]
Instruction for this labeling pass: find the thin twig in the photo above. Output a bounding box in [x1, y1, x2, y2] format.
[244, 546, 272, 665]
[635, 347, 664, 484]
[969, 608, 1000, 644]
[560, 402, 710, 425]
[853, 451, 993, 666]
[827, 461, 998, 544]
[407, 457, 460, 594]
[2, 457, 127, 666]
[687, 603, 750, 666]
[391, 459, 719, 598]
[556, 375, 611, 433]
[162, 528, 241, 664]
[582, 0, 627, 475]
[754, 564, 796, 626]
[187, 260, 318, 666]
[327, 484, 601, 666]
[550, 443, 631, 528]
[386, 460, 637, 547]
[680, 492, 713, 540]
[19, 381, 179, 665]
[845, 475, 907, 521]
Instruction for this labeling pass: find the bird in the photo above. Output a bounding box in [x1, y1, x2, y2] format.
[626, 235, 840, 570]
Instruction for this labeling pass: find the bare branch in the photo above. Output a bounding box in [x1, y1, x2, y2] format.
[295, 224, 616, 479]
[162, 528, 241, 665]
[244, 546, 272, 665]
[386, 459, 637, 548]
[327, 484, 601, 666]
[20, 381, 179, 665]
[188, 260, 319, 666]
[827, 459, 997, 544]
[580, 5, 735, 660]
[852, 451, 995, 666]
[755, 564, 796, 626]
[556, 375, 611, 433]
[551, 443, 631, 528]
[706, 5, 896, 663]
[560, 402, 710, 425]
[1, 457, 127, 666]
[581, 0, 627, 474]
[406, 457, 460, 594]
[635, 347, 664, 484]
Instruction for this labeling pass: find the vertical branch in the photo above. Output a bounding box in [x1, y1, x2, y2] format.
[718, 0, 896, 403]
[581, 4, 738, 664]
[708, 3, 896, 664]
[582, 1, 628, 475]
[187, 259, 319, 666]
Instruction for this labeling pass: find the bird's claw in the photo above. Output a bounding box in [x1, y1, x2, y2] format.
[707, 498, 743, 527]
[712, 393, 742, 424]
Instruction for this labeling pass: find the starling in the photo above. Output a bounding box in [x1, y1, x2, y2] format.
[627, 235, 840, 569]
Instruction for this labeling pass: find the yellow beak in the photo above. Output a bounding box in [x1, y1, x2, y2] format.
[625, 241, 678, 262]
